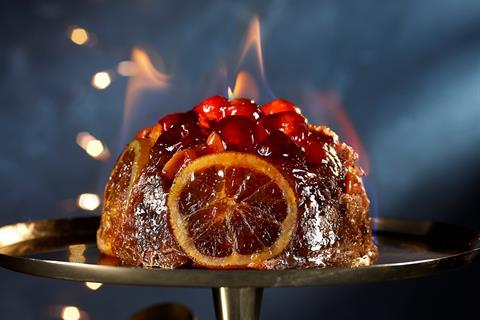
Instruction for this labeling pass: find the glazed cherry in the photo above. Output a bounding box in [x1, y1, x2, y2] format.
[255, 123, 270, 142]
[261, 99, 298, 115]
[215, 116, 257, 151]
[259, 130, 304, 160]
[304, 139, 327, 165]
[227, 98, 262, 120]
[155, 112, 205, 153]
[260, 111, 308, 145]
[157, 111, 198, 132]
[193, 96, 230, 128]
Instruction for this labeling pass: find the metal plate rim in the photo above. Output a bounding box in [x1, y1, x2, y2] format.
[0, 216, 478, 288]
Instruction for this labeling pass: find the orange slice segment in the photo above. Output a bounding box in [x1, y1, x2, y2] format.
[97, 138, 151, 255]
[168, 152, 297, 268]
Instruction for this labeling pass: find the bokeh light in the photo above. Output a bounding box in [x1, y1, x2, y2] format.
[69, 27, 89, 46]
[61, 306, 81, 320]
[85, 282, 103, 290]
[91, 72, 112, 90]
[76, 193, 101, 211]
[76, 132, 110, 160]
[85, 139, 104, 158]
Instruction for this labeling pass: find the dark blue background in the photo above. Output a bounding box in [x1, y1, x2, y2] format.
[1, 0, 479, 319]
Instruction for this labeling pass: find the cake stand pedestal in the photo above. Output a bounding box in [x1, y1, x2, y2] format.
[0, 216, 478, 320]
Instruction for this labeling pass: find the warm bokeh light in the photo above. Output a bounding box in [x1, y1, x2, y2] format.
[85, 139, 104, 158]
[70, 27, 89, 46]
[76, 193, 101, 211]
[229, 70, 258, 101]
[0, 224, 32, 247]
[91, 71, 112, 90]
[76, 132, 110, 160]
[68, 244, 87, 263]
[85, 282, 103, 290]
[61, 306, 81, 320]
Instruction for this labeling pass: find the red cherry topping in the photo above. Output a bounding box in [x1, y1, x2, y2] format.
[260, 111, 308, 145]
[215, 116, 257, 151]
[158, 113, 183, 131]
[261, 99, 299, 115]
[139, 96, 349, 180]
[260, 130, 304, 160]
[227, 98, 262, 120]
[193, 96, 230, 127]
[255, 123, 270, 142]
[305, 140, 327, 165]
[155, 112, 205, 152]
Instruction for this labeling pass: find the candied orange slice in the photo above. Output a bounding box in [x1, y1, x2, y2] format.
[168, 152, 298, 268]
[97, 138, 151, 255]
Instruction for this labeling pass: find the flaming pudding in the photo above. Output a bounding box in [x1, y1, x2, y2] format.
[97, 96, 377, 269]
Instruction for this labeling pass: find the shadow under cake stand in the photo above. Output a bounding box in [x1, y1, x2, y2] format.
[0, 216, 478, 320]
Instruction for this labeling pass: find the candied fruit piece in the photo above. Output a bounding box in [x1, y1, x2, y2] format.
[167, 152, 298, 268]
[206, 131, 226, 153]
[309, 124, 338, 144]
[305, 140, 327, 165]
[215, 116, 257, 151]
[136, 123, 164, 144]
[136, 126, 152, 140]
[261, 99, 299, 115]
[162, 149, 197, 180]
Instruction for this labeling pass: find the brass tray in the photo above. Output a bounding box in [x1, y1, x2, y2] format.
[0, 216, 478, 320]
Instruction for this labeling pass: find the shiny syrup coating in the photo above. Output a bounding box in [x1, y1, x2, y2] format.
[98, 96, 377, 268]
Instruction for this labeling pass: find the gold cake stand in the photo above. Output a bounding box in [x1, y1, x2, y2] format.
[0, 216, 478, 320]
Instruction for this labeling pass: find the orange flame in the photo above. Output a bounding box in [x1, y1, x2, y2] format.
[228, 71, 258, 100]
[305, 92, 370, 175]
[229, 16, 270, 101]
[123, 48, 169, 129]
[239, 16, 265, 79]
